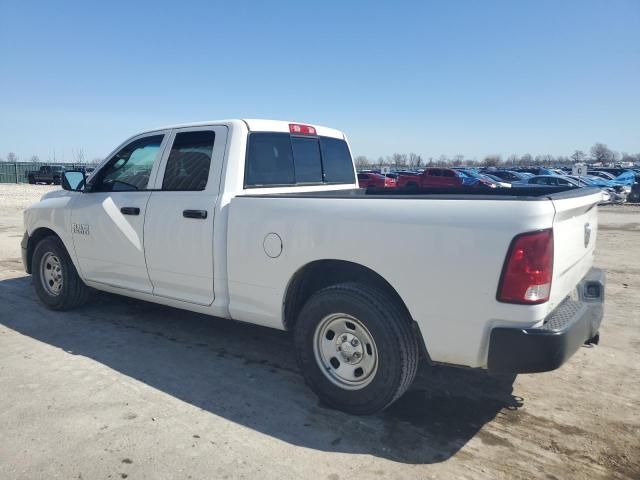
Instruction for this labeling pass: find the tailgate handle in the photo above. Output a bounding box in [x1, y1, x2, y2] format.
[183, 209, 208, 219]
[120, 207, 140, 216]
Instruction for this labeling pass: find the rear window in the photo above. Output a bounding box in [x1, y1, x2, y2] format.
[291, 137, 323, 183]
[320, 137, 355, 183]
[245, 132, 355, 187]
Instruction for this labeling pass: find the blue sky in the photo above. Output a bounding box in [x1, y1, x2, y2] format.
[1, 0, 638, 162]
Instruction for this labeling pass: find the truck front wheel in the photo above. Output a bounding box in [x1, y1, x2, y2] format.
[28, 176, 36, 184]
[294, 282, 419, 415]
[53, 176, 61, 185]
[32, 236, 89, 310]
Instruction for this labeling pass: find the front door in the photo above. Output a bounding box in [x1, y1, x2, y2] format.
[71, 133, 169, 293]
[143, 126, 227, 305]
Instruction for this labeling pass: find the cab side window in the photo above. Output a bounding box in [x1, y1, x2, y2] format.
[92, 135, 164, 192]
[162, 131, 215, 191]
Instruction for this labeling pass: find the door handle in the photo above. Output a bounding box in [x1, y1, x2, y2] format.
[120, 207, 140, 215]
[183, 209, 208, 219]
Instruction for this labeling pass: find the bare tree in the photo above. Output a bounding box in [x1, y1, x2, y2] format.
[452, 154, 464, 167]
[590, 143, 614, 164]
[437, 155, 449, 166]
[571, 150, 586, 164]
[408, 152, 422, 167]
[540, 154, 555, 165]
[506, 154, 519, 166]
[30, 155, 40, 163]
[621, 152, 640, 163]
[354, 155, 369, 168]
[482, 155, 502, 167]
[519, 153, 532, 166]
[391, 153, 406, 168]
[7, 152, 18, 163]
[72, 148, 86, 164]
[91, 157, 103, 165]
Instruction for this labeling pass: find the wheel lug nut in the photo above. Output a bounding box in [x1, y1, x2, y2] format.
[342, 335, 348, 342]
[351, 338, 359, 347]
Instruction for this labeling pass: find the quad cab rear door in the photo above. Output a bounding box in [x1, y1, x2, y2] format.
[143, 125, 228, 305]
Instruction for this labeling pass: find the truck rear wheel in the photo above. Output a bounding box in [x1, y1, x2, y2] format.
[53, 176, 61, 185]
[32, 236, 89, 310]
[28, 176, 36, 184]
[294, 282, 419, 415]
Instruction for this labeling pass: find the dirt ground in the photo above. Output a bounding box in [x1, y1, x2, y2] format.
[0, 183, 638, 480]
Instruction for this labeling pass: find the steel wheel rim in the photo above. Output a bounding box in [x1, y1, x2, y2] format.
[313, 313, 378, 390]
[40, 252, 63, 296]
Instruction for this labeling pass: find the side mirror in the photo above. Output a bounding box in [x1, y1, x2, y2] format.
[62, 170, 86, 191]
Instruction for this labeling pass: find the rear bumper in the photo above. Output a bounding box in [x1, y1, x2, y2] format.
[488, 267, 605, 374]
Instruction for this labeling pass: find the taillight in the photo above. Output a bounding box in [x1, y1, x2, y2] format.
[385, 178, 396, 187]
[289, 123, 317, 135]
[497, 229, 553, 304]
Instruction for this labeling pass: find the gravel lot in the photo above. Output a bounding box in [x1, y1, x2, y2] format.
[0, 183, 638, 480]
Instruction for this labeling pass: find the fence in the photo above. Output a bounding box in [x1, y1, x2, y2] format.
[0, 163, 90, 184]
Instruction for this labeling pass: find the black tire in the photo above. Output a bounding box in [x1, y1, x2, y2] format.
[629, 190, 640, 203]
[28, 176, 35, 185]
[53, 176, 61, 185]
[32, 236, 89, 310]
[294, 282, 419, 415]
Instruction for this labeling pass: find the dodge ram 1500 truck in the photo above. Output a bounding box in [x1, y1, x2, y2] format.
[22, 119, 605, 414]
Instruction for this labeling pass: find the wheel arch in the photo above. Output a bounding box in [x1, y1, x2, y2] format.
[283, 259, 415, 332]
[25, 226, 75, 274]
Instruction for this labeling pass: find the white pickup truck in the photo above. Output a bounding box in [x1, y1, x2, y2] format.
[22, 119, 605, 414]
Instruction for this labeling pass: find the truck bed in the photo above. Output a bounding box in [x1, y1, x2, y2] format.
[242, 185, 602, 201]
[230, 184, 602, 368]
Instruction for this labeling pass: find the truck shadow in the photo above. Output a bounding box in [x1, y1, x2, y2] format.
[0, 276, 522, 464]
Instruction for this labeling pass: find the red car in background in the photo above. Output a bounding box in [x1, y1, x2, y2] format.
[357, 172, 397, 188]
[396, 168, 463, 188]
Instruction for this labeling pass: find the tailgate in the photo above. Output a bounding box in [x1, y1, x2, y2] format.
[548, 188, 602, 310]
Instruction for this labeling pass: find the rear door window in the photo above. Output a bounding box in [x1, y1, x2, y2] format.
[245, 132, 355, 187]
[162, 131, 215, 191]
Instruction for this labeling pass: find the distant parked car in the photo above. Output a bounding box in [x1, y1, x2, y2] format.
[512, 175, 581, 188]
[75, 166, 95, 175]
[26, 165, 66, 185]
[482, 174, 512, 188]
[357, 172, 396, 188]
[628, 183, 640, 203]
[587, 170, 616, 180]
[566, 176, 626, 204]
[515, 167, 556, 176]
[397, 168, 464, 189]
[488, 170, 529, 183]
